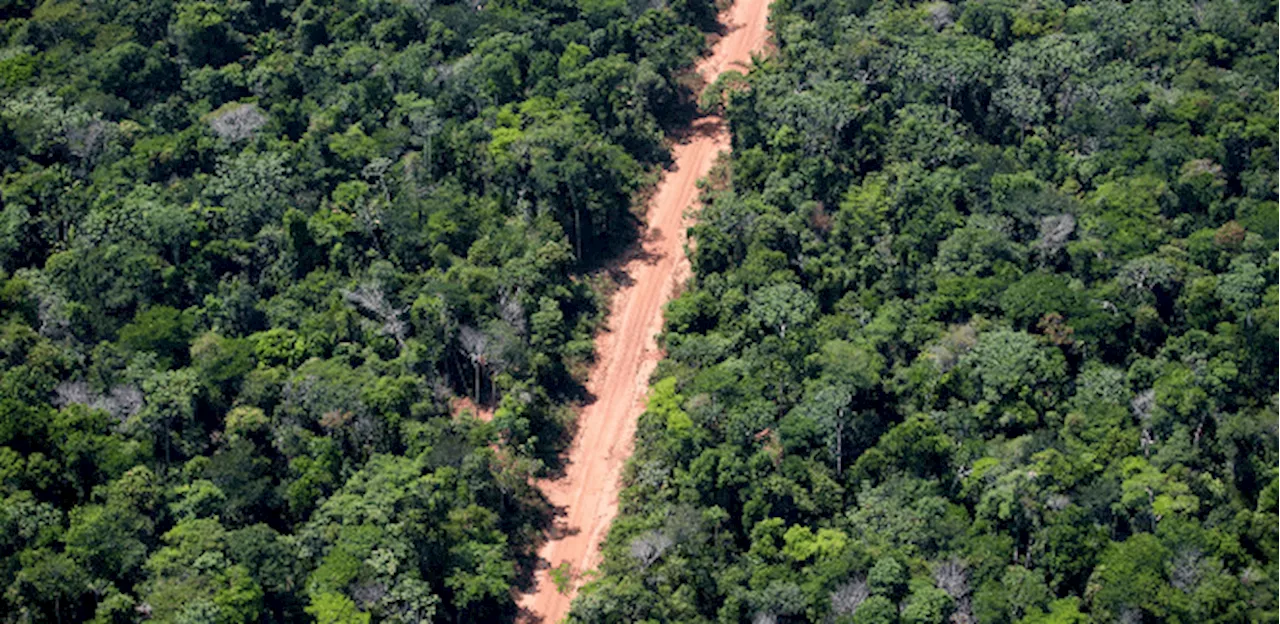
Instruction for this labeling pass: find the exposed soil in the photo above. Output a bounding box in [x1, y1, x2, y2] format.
[516, 1, 772, 620]
[450, 396, 495, 422]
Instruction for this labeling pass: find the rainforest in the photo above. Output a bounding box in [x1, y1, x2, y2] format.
[0, 0, 1275, 622]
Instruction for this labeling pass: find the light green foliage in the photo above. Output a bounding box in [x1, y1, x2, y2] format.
[749, 282, 818, 338]
[648, 377, 692, 434]
[550, 561, 575, 595]
[781, 525, 848, 563]
[900, 578, 953, 624]
[959, 329, 1066, 424]
[203, 151, 294, 238]
[1020, 597, 1088, 624]
[141, 518, 264, 624]
[868, 558, 909, 601]
[68, 503, 148, 582]
[306, 592, 370, 624]
[1216, 256, 1267, 321]
[1119, 456, 1200, 524]
[1001, 566, 1052, 621]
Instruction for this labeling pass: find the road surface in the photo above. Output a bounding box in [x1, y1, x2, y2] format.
[517, 0, 772, 621]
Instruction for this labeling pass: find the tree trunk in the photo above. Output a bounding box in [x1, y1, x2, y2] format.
[835, 413, 844, 475]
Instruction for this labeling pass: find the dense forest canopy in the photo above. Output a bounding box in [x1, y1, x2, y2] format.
[573, 0, 1279, 622]
[0, 0, 720, 621]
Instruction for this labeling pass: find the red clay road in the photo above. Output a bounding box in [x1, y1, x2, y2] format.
[517, 1, 772, 621]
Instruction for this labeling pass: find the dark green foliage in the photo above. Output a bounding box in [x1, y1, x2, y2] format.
[0, 0, 716, 620]
[573, 0, 1279, 621]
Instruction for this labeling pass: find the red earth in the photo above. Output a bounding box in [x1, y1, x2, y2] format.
[516, 1, 772, 621]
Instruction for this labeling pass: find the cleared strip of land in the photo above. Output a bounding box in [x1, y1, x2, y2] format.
[517, 1, 772, 620]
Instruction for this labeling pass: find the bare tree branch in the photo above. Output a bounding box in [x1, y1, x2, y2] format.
[208, 103, 267, 143]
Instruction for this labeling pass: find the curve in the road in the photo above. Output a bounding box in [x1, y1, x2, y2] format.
[517, 1, 772, 621]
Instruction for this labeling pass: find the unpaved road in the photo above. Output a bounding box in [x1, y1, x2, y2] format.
[517, 1, 771, 621]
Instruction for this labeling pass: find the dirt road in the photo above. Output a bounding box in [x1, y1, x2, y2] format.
[517, 1, 771, 621]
